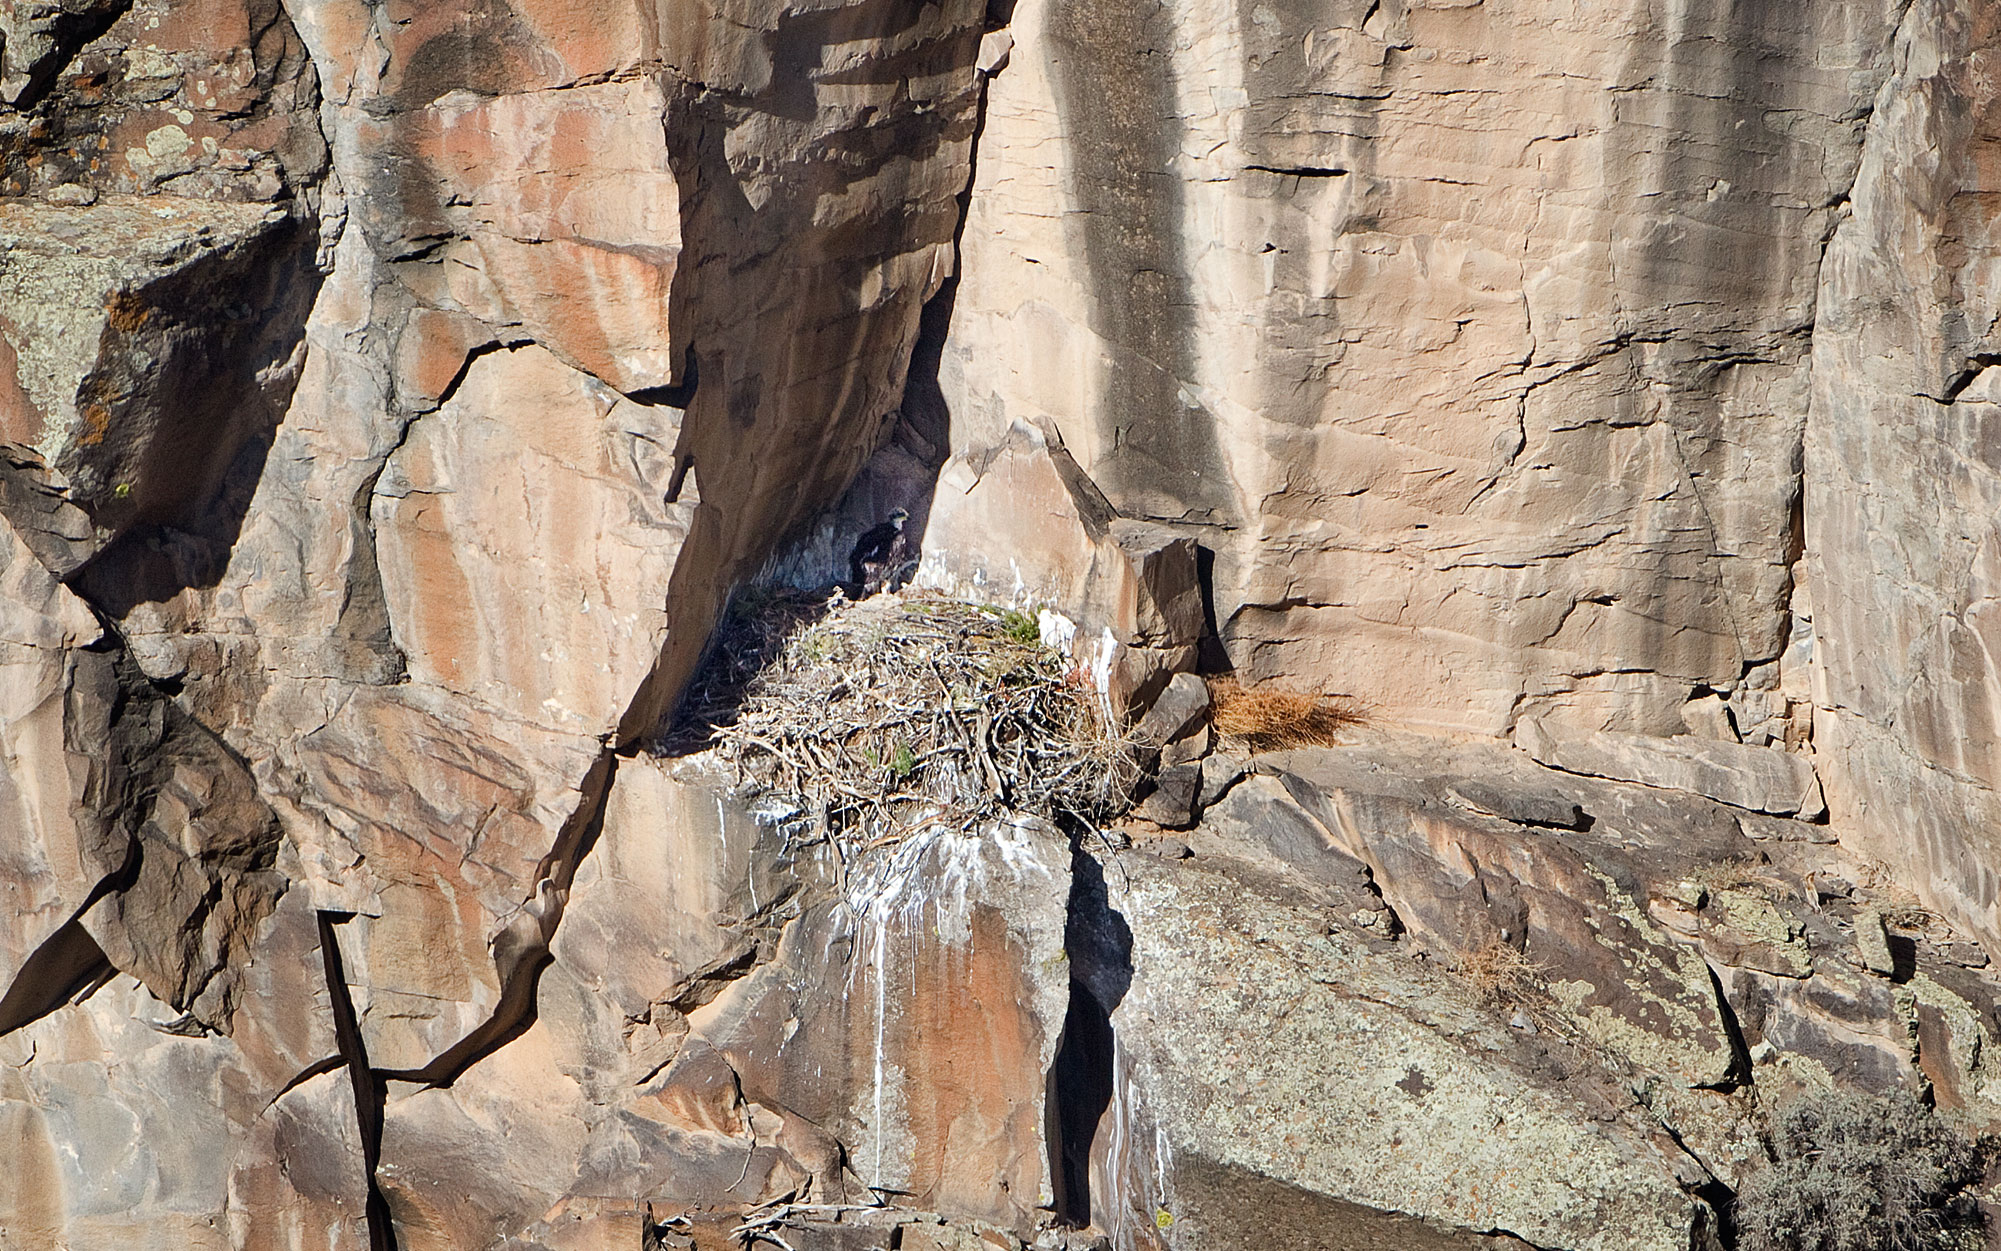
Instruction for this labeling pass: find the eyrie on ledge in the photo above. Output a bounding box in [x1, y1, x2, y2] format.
[2, 0, 2000, 1248]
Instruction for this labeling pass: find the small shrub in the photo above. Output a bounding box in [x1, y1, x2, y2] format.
[1884, 906, 1936, 933]
[1207, 678, 1360, 751]
[1736, 1088, 1985, 1251]
[1461, 939, 1546, 1003]
[992, 607, 1041, 647]
[1457, 938, 1566, 1035]
[1689, 853, 1771, 899]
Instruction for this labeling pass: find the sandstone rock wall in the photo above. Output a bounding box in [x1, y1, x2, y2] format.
[0, 0, 999, 1246]
[1806, 0, 2001, 950]
[5, 0, 2001, 1249]
[934, 0, 1900, 739]
[916, 0, 2001, 962]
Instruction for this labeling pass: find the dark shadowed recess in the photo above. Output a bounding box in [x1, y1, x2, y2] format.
[318, 911, 401, 1251]
[633, 0, 1013, 743]
[0, 0, 131, 112]
[0, 885, 124, 1039]
[66, 213, 325, 616]
[652, 586, 834, 756]
[738, 0, 1014, 593]
[1049, 846, 1133, 1227]
[0, 922, 115, 1037]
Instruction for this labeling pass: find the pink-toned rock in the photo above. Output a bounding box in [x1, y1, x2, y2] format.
[25, 0, 2001, 1248]
[938, 0, 1901, 740]
[551, 757, 778, 1022]
[373, 343, 685, 739]
[405, 77, 682, 391]
[0, 516, 101, 1021]
[693, 816, 1074, 1235]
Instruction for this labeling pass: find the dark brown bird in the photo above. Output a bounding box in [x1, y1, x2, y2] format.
[848, 507, 909, 593]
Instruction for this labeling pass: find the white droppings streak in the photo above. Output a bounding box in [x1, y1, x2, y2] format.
[872, 900, 890, 1183]
[1089, 627, 1119, 721]
[1103, 1041, 1133, 1247]
[832, 818, 1062, 1186]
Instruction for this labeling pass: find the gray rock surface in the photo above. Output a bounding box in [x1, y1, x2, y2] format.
[1135, 673, 1210, 748]
[1100, 853, 1712, 1251]
[1515, 717, 1827, 819]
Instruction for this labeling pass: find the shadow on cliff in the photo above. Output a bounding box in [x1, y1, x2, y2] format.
[746, 4, 1010, 596]
[1050, 845, 1134, 1228]
[318, 911, 402, 1251]
[64, 214, 325, 620]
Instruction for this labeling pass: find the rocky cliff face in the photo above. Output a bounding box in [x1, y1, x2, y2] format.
[4, 1, 2001, 1249]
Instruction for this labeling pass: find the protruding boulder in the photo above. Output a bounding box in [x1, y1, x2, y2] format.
[0, 196, 320, 568]
[1137, 672, 1212, 748]
[917, 419, 1204, 712]
[1101, 853, 1716, 1251]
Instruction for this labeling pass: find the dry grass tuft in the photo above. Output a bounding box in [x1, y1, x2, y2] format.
[1456, 937, 1577, 1038]
[663, 589, 1141, 855]
[1690, 853, 1775, 900]
[1461, 938, 1549, 1006]
[1207, 679, 1361, 752]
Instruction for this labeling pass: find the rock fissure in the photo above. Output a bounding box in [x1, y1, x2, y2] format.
[316, 910, 400, 1251]
[375, 749, 615, 1089]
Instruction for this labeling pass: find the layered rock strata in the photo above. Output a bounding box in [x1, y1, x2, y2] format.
[932, 0, 1904, 744]
[3, 0, 2001, 1250]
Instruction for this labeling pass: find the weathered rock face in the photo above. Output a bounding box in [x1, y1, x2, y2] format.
[1102, 856, 1705, 1251]
[7, 0, 2001, 1249]
[0, 0, 999, 1246]
[911, 0, 2001, 982]
[0, 0, 324, 200]
[0, 197, 321, 576]
[931, 0, 1898, 739]
[1805, 2, 2001, 950]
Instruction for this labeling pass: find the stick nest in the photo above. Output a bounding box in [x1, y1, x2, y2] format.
[668, 589, 1139, 849]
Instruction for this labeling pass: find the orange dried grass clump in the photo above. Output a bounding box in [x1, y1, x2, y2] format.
[1457, 938, 1569, 1036]
[1459, 938, 1549, 1006]
[1206, 678, 1361, 751]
